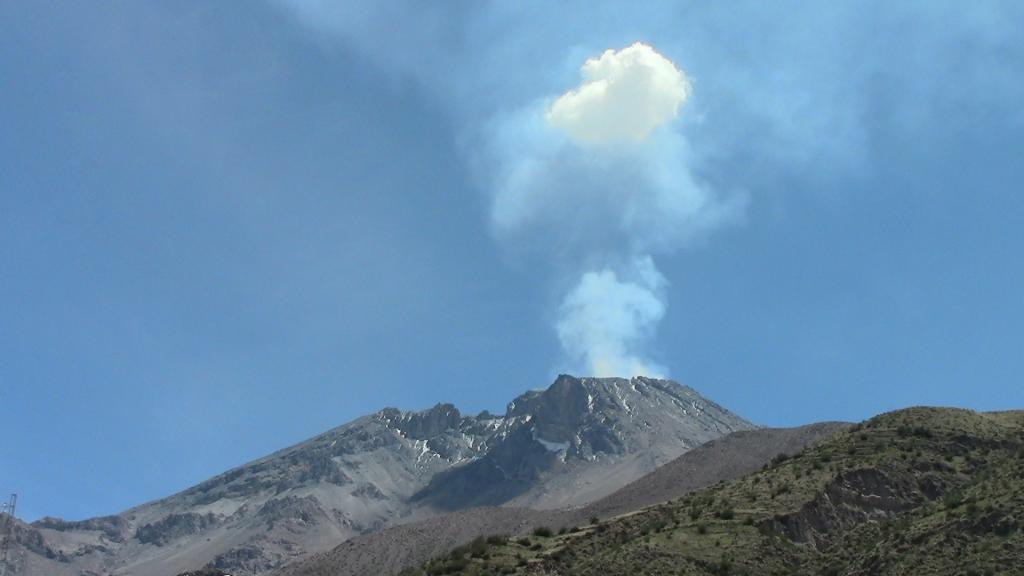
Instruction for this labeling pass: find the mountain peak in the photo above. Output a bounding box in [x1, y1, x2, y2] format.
[12, 375, 753, 576]
[505, 374, 706, 425]
[376, 402, 464, 440]
[415, 374, 755, 511]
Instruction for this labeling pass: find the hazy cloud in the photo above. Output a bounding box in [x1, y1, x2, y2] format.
[486, 114, 745, 256]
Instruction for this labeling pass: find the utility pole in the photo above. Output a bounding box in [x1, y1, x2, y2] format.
[0, 493, 16, 576]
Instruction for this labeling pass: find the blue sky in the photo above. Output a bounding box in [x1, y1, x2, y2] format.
[1, 1, 1022, 522]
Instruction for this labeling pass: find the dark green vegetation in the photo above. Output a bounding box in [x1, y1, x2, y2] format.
[399, 408, 1024, 576]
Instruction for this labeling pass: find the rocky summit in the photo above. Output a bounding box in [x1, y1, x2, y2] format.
[5, 376, 754, 576]
[414, 376, 753, 511]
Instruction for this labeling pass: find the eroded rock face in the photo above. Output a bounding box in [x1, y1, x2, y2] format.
[763, 468, 927, 548]
[176, 570, 230, 576]
[207, 536, 303, 575]
[12, 522, 59, 560]
[257, 496, 330, 531]
[381, 403, 464, 440]
[508, 374, 593, 432]
[136, 513, 221, 546]
[32, 515, 130, 543]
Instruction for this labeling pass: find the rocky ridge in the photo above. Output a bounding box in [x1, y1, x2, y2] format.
[5, 375, 754, 576]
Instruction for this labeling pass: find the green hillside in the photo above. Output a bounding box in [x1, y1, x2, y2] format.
[401, 408, 1024, 576]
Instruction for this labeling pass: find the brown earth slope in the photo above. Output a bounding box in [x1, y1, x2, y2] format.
[411, 408, 1024, 576]
[275, 422, 848, 576]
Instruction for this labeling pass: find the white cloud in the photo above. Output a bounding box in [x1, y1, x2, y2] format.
[556, 257, 667, 378]
[546, 43, 691, 146]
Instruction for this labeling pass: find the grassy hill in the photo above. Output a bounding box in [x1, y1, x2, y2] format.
[400, 408, 1024, 576]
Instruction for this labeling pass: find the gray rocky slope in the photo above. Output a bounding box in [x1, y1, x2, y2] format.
[273, 422, 850, 576]
[5, 376, 753, 576]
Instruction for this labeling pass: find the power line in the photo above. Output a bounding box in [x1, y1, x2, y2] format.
[0, 494, 17, 576]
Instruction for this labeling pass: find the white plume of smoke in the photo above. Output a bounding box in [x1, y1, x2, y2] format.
[487, 43, 744, 377]
[273, 2, 1023, 378]
[556, 257, 667, 378]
